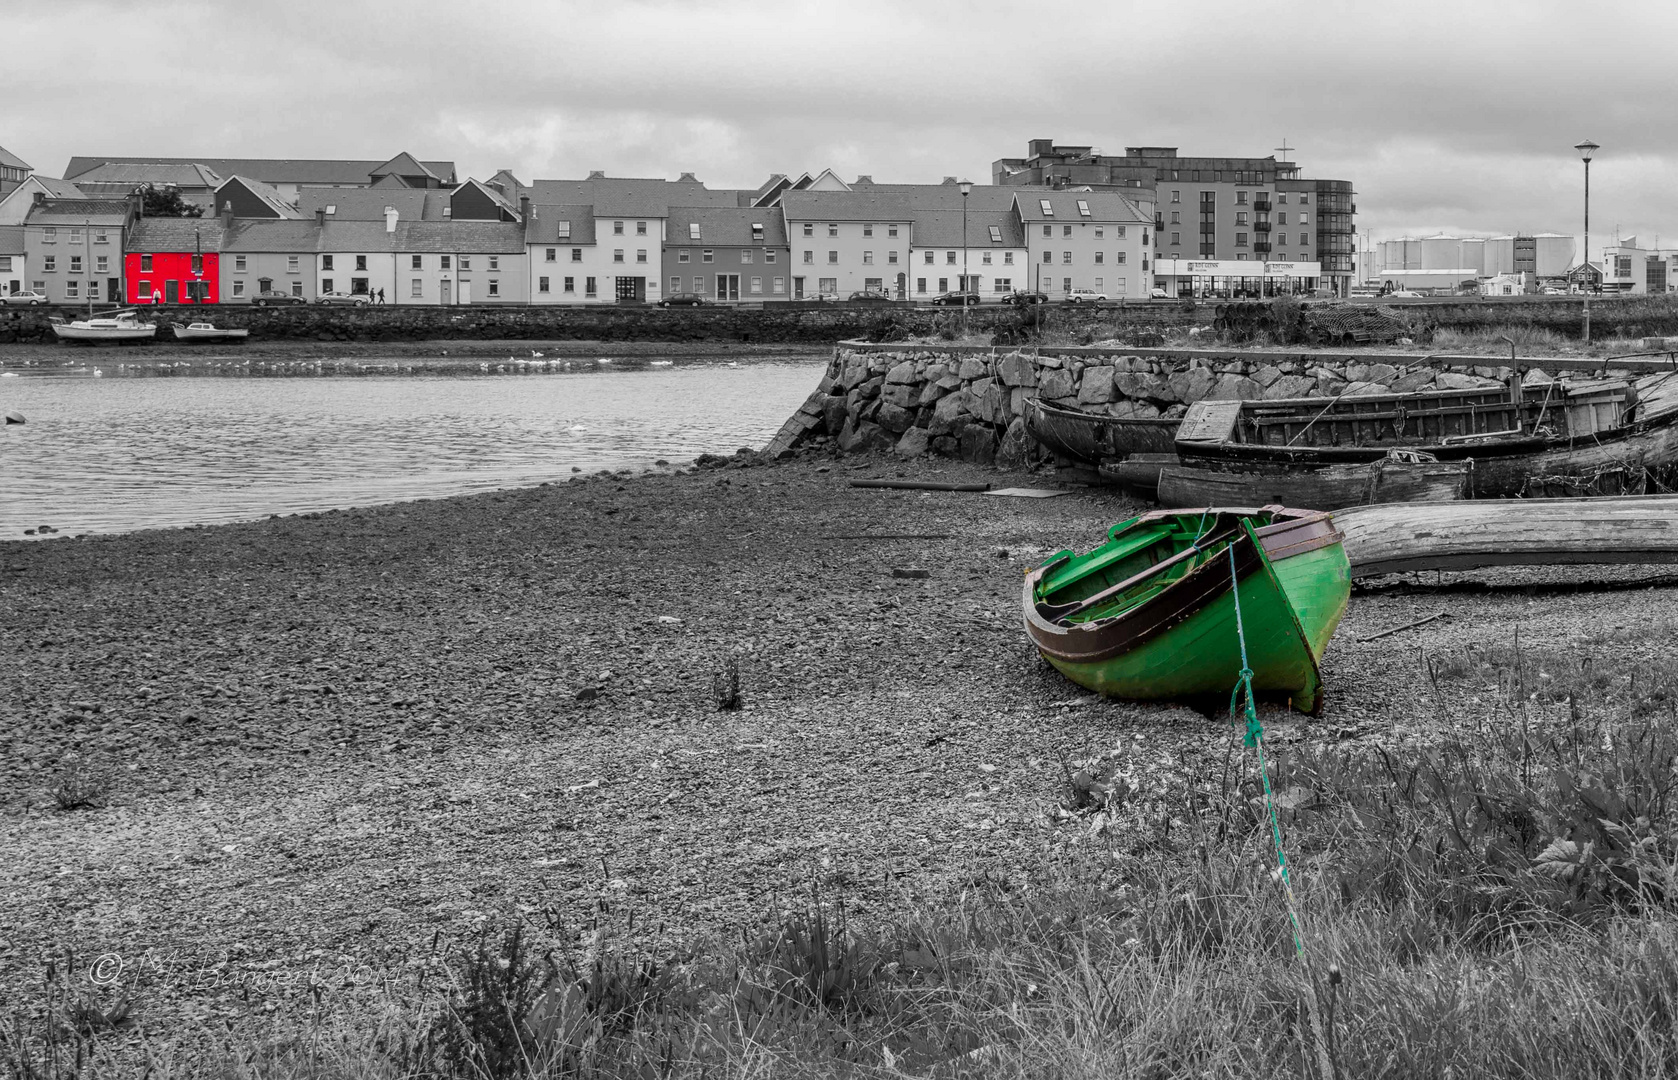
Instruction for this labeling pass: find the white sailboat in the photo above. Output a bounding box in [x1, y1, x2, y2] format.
[50, 308, 158, 343]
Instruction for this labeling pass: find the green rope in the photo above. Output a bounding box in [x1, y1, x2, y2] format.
[1227, 542, 1336, 1080]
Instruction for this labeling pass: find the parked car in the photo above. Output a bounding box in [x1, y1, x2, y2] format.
[1150, 287, 1171, 299]
[930, 291, 980, 306]
[847, 290, 894, 303]
[316, 291, 371, 306]
[658, 292, 706, 307]
[1388, 290, 1422, 298]
[0, 290, 48, 306]
[1064, 288, 1109, 304]
[251, 289, 307, 307]
[999, 290, 1048, 306]
[804, 292, 838, 302]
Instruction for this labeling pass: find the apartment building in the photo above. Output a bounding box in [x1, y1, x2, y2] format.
[22, 197, 136, 304]
[660, 207, 792, 301]
[777, 191, 915, 299]
[993, 140, 1356, 296]
[1014, 191, 1152, 299]
[904, 208, 1027, 299]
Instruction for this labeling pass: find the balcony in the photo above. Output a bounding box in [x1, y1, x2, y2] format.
[1253, 220, 1272, 233]
[1253, 199, 1272, 212]
[1253, 242, 1272, 255]
[1155, 214, 1164, 230]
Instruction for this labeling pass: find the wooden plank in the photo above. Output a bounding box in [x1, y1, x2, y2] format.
[1334, 495, 1678, 578]
[1177, 401, 1244, 442]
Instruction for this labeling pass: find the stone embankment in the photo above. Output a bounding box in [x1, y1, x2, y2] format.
[765, 343, 1527, 464]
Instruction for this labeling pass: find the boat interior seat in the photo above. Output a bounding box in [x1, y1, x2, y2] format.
[1042, 524, 1176, 597]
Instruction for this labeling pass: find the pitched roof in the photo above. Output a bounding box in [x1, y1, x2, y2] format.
[1013, 190, 1149, 223]
[778, 190, 918, 222]
[908, 209, 1026, 248]
[30, 176, 85, 199]
[0, 226, 25, 255]
[522, 176, 737, 217]
[451, 178, 521, 220]
[396, 221, 526, 253]
[217, 175, 303, 218]
[214, 218, 528, 254]
[526, 205, 596, 245]
[68, 161, 224, 190]
[665, 206, 789, 247]
[0, 145, 31, 172]
[221, 218, 322, 253]
[370, 172, 411, 189]
[837, 182, 1032, 212]
[63, 155, 457, 187]
[295, 188, 443, 221]
[316, 220, 402, 252]
[370, 152, 437, 180]
[25, 198, 134, 226]
[127, 217, 223, 252]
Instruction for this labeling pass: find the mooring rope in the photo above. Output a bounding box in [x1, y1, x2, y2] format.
[1227, 541, 1336, 1080]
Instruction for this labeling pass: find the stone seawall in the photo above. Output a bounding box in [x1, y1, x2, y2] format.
[764, 343, 1532, 464]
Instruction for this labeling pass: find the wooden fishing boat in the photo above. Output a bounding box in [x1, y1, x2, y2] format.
[1171, 378, 1678, 503]
[1157, 450, 1473, 510]
[50, 310, 157, 343]
[172, 321, 249, 342]
[1023, 397, 1180, 464]
[1023, 506, 1351, 713]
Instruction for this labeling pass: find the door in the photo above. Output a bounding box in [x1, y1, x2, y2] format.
[614, 276, 645, 303]
[165, 279, 179, 304]
[440, 279, 452, 304]
[106, 278, 120, 302]
[793, 276, 805, 299]
[895, 272, 906, 299]
[459, 281, 472, 305]
[715, 274, 740, 301]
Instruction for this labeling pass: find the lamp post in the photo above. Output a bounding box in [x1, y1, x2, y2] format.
[958, 179, 972, 337]
[1576, 140, 1598, 343]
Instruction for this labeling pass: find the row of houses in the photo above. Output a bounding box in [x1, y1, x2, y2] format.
[0, 147, 1165, 306]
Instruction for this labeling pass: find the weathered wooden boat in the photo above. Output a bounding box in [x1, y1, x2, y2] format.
[1023, 506, 1351, 713]
[1158, 450, 1473, 510]
[1023, 397, 1180, 464]
[172, 321, 249, 342]
[1170, 379, 1678, 504]
[50, 310, 157, 343]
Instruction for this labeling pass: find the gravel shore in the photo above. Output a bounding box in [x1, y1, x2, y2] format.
[3, 450, 1675, 1042]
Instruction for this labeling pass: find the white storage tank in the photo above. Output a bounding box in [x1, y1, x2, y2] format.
[1483, 236, 1515, 277]
[1459, 237, 1487, 275]
[1420, 234, 1462, 271]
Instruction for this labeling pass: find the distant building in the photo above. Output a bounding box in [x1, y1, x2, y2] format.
[1376, 234, 1574, 279]
[0, 145, 32, 197]
[659, 207, 792, 302]
[63, 151, 457, 203]
[991, 140, 1356, 296]
[0, 226, 23, 296]
[125, 217, 221, 305]
[0, 174, 83, 225]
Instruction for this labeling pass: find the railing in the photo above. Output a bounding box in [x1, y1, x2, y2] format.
[1253, 220, 1272, 233]
[1253, 199, 1272, 212]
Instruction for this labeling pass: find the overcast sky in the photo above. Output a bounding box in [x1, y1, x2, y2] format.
[10, 1, 1674, 252]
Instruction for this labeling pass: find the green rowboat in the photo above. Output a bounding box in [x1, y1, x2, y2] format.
[1023, 506, 1351, 714]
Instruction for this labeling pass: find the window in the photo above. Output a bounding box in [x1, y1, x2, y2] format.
[545, 248, 556, 262]
[190, 253, 202, 274]
[1236, 212, 1248, 225]
[827, 251, 838, 263]
[459, 257, 471, 270]
[888, 225, 898, 237]
[1042, 251, 1052, 264]
[946, 251, 956, 264]
[1062, 251, 1072, 264]
[231, 255, 246, 271]
[413, 278, 425, 297]
[772, 276, 785, 294]
[693, 276, 703, 291]
[750, 276, 762, 294]
[1004, 252, 1014, 265]
[232, 280, 245, 297]
[291, 281, 303, 296]
[887, 250, 897, 264]
[1077, 199, 1091, 217]
[65, 280, 77, 299]
[42, 228, 55, 243]
[322, 255, 334, 270]
[1115, 277, 1126, 293]
[862, 251, 873, 264]
[1039, 199, 1053, 216]
[614, 249, 625, 263]
[69, 255, 82, 273]
[636, 250, 647, 263]
[1094, 277, 1103, 289]
[923, 251, 934, 264]
[1172, 232, 1181, 245]
[490, 256, 500, 270]
[818, 277, 836, 294]
[765, 249, 776, 263]
[352, 255, 366, 271]
[1170, 211, 1180, 224]
[1171, 190, 1180, 203]
[1095, 226, 1105, 239]
[989, 225, 1002, 243]
[938, 277, 948, 292]
[1277, 213, 1288, 225]
[585, 276, 596, 296]
[1298, 213, 1309, 225]
[1301, 233, 1311, 246]
[1236, 233, 1249, 246]
[571, 248, 582, 262]
[411, 255, 422, 269]
[321, 277, 333, 292]
[1300, 194, 1310, 205]
[94, 230, 108, 244]
[43, 255, 55, 271]
[539, 276, 551, 294]
[1237, 191, 1249, 205]
[864, 277, 881, 291]
[802, 223, 813, 237]
[827, 224, 837, 237]
[1277, 194, 1288, 204]
[635, 221, 646, 236]
[0, 256, 9, 272]
[488, 279, 499, 296]
[440, 255, 451, 269]
[751, 223, 764, 242]
[1117, 251, 1127, 264]
[1095, 252, 1104, 264]
[1063, 225, 1072, 237]
[916, 277, 927, 293]
[1063, 277, 1072, 292]
[689, 223, 701, 241]
[702, 250, 713, 263]
[741, 250, 753, 264]
[31, 280, 42, 291]
[993, 278, 1011, 292]
[803, 251, 813, 263]
[863, 224, 873, 237]
[287, 256, 300, 272]
[557, 222, 571, 239]
[614, 221, 624, 235]
[70, 229, 84, 244]
[563, 276, 575, 293]
[678, 250, 690, 263]
[1118, 226, 1126, 238]
[982, 252, 992, 265]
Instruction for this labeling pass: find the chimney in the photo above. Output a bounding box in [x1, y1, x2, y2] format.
[221, 199, 233, 229]
[942, 176, 958, 185]
[678, 172, 697, 183]
[519, 195, 531, 223]
[315, 207, 325, 226]
[384, 205, 399, 233]
[855, 174, 873, 184]
[587, 170, 606, 180]
[32, 191, 45, 206]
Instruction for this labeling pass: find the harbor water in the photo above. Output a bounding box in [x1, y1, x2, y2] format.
[0, 360, 824, 538]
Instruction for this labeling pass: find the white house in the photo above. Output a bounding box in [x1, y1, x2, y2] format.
[1016, 191, 1153, 300]
[0, 175, 84, 225]
[0, 227, 24, 295]
[777, 190, 915, 299]
[904, 208, 1028, 300]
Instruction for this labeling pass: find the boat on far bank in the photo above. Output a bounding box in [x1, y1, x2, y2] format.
[172, 321, 250, 343]
[50, 309, 158, 344]
[1023, 397, 1180, 463]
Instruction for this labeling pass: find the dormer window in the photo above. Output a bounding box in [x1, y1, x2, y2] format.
[1076, 200, 1091, 217]
[988, 225, 1001, 243]
[556, 222, 571, 239]
[752, 223, 764, 242]
[689, 223, 700, 240]
[1040, 199, 1054, 217]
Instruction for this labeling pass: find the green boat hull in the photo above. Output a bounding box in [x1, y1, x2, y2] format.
[1024, 508, 1351, 714]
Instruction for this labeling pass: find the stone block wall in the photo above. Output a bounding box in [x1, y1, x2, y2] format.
[764, 344, 1523, 464]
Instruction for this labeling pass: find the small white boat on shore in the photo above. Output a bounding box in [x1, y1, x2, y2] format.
[172, 321, 250, 342]
[50, 310, 158, 344]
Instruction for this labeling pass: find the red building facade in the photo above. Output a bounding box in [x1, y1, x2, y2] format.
[124, 251, 219, 304]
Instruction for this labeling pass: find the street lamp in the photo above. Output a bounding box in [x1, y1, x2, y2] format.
[959, 179, 972, 337]
[1576, 139, 1598, 343]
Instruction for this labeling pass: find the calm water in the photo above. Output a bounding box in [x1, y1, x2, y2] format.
[0, 361, 824, 538]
